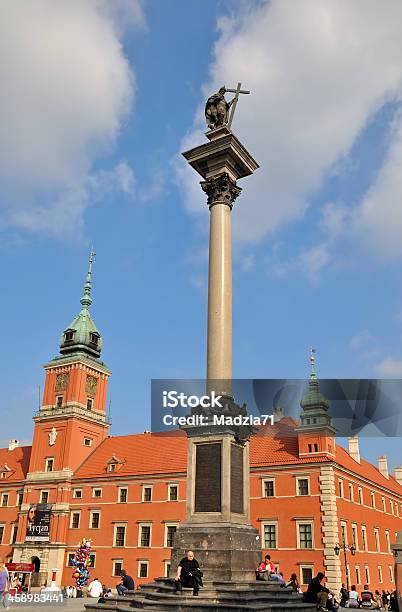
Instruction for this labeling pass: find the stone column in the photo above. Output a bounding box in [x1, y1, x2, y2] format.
[202, 174, 241, 397]
[391, 531, 402, 609]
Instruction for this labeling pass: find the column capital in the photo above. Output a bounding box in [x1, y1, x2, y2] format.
[201, 173, 242, 209]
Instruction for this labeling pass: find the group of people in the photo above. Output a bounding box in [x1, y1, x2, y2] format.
[86, 568, 135, 601]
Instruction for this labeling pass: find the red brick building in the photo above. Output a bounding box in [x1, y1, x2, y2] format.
[0, 262, 401, 593]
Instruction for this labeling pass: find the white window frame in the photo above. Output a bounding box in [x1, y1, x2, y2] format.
[261, 521, 278, 549]
[382, 496, 386, 512]
[371, 491, 376, 508]
[374, 528, 380, 552]
[338, 479, 344, 498]
[299, 565, 314, 586]
[142, 485, 153, 502]
[296, 476, 310, 496]
[389, 565, 394, 582]
[348, 483, 354, 502]
[113, 560, 123, 577]
[113, 523, 126, 547]
[365, 565, 370, 585]
[84, 438, 93, 447]
[56, 396, 63, 408]
[138, 560, 149, 579]
[138, 523, 152, 548]
[73, 489, 83, 499]
[92, 488, 102, 498]
[1, 493, 9, 507]
[385, 530, 390, 553]
[340, 521, 348, 546]
[89, 510, 101, 529]
[164, 561, 171, 578]
[378, 565, 383, 583]
[87, 398, 93, 410]
[70, 511, 81, 529]
[118, 487, 128, 503]
[355, 565, 361, 585]
[361, 525, 368, 551]
[164, 523, 178, 548]
[351, 523, 358, 551]
[16, 492, 23, 507]
[296, 520, 314, 549]
[358, 487, 363, 505]
[45, 457, 54, 472]
[168, 484, 178, 501]
[0, 524, 4, 545]
[40, 490, 49, 504]
[10, 523, 18, 545]
[262, 478, 275, 498]
[66, 553, 76, 567]
[390, 499, 394, 515]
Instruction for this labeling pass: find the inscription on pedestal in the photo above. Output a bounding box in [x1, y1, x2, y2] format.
[230, 444, 244, 514]
[195, 442, 221, 512]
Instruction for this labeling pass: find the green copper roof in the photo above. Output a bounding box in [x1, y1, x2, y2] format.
[299, 349, 332, 430]
[59, 251, 102, 359]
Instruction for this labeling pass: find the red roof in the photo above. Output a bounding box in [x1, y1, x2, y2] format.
[0, 446, 31, 482]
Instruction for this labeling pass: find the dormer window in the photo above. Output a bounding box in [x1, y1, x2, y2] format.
[56, 396, 63, 408]
[109, 463, 116, 472]
[64, 330, 75, 343]
[89, 332, 99, 348]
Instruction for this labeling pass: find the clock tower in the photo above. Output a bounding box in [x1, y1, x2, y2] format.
[13, 252, 111, 585]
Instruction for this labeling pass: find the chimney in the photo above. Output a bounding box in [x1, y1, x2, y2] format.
[8, 439, 19, 451]
[378, 455, 389, 479]
[273, 406, 284, 423]
[394, 467, 402, 486]
[348, 436, 360, 464]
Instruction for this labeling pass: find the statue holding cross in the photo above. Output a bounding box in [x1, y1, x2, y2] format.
[204, 82, 250, 131]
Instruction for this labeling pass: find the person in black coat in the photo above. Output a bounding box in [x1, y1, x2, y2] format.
[174, 550, 203, 596]
[304, 572, 334, 611]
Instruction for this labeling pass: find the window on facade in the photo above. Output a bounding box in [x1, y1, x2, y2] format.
[385, 531, 390, 553]
[64, 330, 74, 342]
[378, 566, 383, 583]
[361, 526, 367, 551]
[301, 567, 313, 585]
[263, 480, 275, 497]
[165, 562, 171, 578]
[71, 512, 80, 529]
[338, 480, 344, 498]
[109, 463, 116, 472]
[40, 491, 49, 504]
[166, 525, 177, 548]
[91, 512, 100, 529]
[314, 443, 318, 452]
[298, 523, 313, 549]
[1, 494, 8, 507]
[390, 500, 394, 515]
[89, 333, 99, 348]
[114, 526, 126, 547]
[140, 525, 151, 547]
[0, 525, 4, 544]
[358, 488, 363, 505]
[84, 438, 92, 447]
[73, 489, 82, 499]
[389, 566, 394, 582]
[17, 492, 23, 506]
[352, 525, 358, 550]
[45, 458, 54, 472]
[297, 478, 309, 496]
[119, 488, 128, 503]
[56, 396, 63, 408]
[349, 483, 354, 501]
[382, 497, 386, 512]
[365, 566, 370, 584]
[355, 566, 360, 585]
[139, 562, 148, 578]
[371, 492, 375, 508]
[169, 485, 178, 501]
[341, 522, 347, 546]
[87, 398, 93, 410]
[374, 528, 380, 552]
[308, 444, 312, 453]
[88, 554, 96, 568]
[93, 488, 102, 498]
[142, 486, 152, 502]
[11, 524, 18, 544]
[263, 524, 277, 549]
[113, 562, 123, 577]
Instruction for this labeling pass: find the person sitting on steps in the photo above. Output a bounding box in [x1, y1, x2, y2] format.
[174, 550, 203, 597]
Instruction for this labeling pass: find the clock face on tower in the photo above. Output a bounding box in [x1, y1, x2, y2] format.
[55, 373, 69, 393]
[86, 375, 98, 396]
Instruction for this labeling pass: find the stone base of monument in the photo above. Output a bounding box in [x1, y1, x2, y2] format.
[170, 523, 261, 582]
[85, 578, 316, 611]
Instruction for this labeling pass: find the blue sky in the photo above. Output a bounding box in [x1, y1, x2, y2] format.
[1, 0, 402, 472]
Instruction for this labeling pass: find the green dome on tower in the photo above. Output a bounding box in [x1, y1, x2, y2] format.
[299, 349, 332, 428]
[59, 251, 102, 359]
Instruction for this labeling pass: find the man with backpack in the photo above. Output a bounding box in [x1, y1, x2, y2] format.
[360, 584, 374, 609]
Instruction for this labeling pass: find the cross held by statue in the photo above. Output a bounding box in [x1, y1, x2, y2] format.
[226, 82, 250, 128]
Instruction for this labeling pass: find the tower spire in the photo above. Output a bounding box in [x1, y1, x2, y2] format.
[80, 249, 96, 309]
[310, 347, 317, 380]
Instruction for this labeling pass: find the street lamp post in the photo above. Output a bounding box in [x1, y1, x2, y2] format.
[334, 539, 356, 590]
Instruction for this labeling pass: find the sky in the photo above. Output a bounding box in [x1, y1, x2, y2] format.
[1, 0, 402, 471]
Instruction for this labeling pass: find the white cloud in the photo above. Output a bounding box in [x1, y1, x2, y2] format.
[0, 0, 142, 235]
[375, 357, 402, 377]
[270, 242, 330, 281]
[350, 330, 373, 351]
[178, 0, 402, 251]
